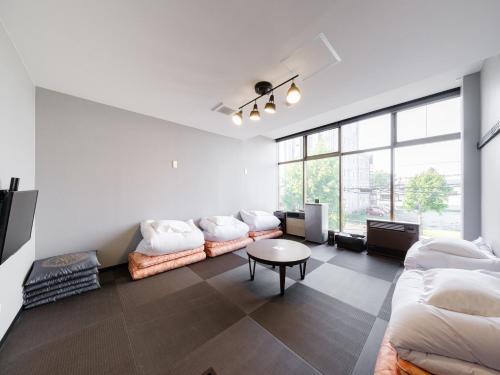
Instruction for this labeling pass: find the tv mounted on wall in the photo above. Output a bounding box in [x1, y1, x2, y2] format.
[0, 178, 38, 265]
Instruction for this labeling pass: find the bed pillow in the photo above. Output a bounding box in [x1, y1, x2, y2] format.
[206, 216, 235, 226]
[200, 216, 249, 242]
[152, 220, 194, 233]
[420, 238, 490, 259]
[240, 210, 280, 231]
[421, 268, 500, 317]
[472, 236, 495, 256]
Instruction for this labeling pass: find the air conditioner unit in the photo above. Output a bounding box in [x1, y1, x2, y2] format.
[366, 219, 419, 260]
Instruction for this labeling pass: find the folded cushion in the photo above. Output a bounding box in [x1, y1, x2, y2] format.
[25, 250, 100, 287]
[24, 279, 100, 305]
[422, 269, 500, 317]
[240, 209, 280, 231]
[204, 236, 249, 249]
[24, 268, 98, 293]
[129, 246, 204, 269]
[128, 251, 206, 280]
[136, 219, 204, 256]
[420, 238, 490, 259]
[24, 274, 98, 299]
[204, 237, 253, 257]
[251, 229, 283, 241]
[24, 284, 100, 309]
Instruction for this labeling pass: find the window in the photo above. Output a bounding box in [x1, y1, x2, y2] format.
[394, 140, 461, 238]
[341, 114, 391, 152]
[397, 97, 461, 142]
[307, 129, 338, 156]
[279, 162, 303, 211]
[278, 136, 303, 162]
[342, 150, 391, 234]
[305, 157, 340, 230]
[277, 90, 461, 236]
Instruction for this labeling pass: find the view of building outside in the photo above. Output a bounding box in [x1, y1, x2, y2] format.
[277, 95, 461, 237]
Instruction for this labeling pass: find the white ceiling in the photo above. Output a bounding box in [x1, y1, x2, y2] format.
[1, 0, 500, 140]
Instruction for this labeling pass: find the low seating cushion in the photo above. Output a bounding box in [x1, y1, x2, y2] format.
[250, 229, 283, 241]
[204, 237, 253, 257]
[128, 250, 206, 280]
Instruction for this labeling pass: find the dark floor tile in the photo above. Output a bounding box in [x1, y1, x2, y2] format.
[171, 317, 320, 375]
[0, 315, 137, 375]
[116, 266, 202, 311]
[268, 257, 323, 281]
[207, 264, 295, 313]
[352, 318, 388, 375]
[188, 253, 247, 280]
[378, 283, 396, 321]
[124, 282, 245, 375]
[329, 250, 403, 282]
[251, 283, 375, 375]
[0, 282, 122, 362]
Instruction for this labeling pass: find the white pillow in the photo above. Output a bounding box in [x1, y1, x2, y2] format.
[199, 216, 249, 241]
[420, 238, 490, 259]
[421, 269, 500, 317]
[206, 216, 235, 226]
[240, 210, 280, 231]
[473, 237, 494, 255]
[152, 220, 194, 233]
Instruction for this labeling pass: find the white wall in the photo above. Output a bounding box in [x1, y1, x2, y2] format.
[35, 88, 277, 267]
[480, 54, 500, 250]
[0, 23, 35, 340]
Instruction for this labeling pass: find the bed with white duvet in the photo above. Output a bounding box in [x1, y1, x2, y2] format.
[389, 269, 500, 375]
[404, 237, 500, 271]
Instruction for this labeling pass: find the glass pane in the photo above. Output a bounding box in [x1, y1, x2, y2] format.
[397, 97, 460, 142]
[342, 150, 391, 234]
[307, 129, 338, 156]
[305, 157, 340, 230]
[394, 140, 461, 238]
[341, 114, 391, 152]
[278, 137, 303, 162]
[279, 162, 303, 211]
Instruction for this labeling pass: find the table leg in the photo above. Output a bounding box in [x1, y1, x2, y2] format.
[248, 257, 256, 280]
[300, 261, 307, 280]
[279, 265, 286, 296]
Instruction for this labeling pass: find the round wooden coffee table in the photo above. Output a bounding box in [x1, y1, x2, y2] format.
[246, 239, 311, 295]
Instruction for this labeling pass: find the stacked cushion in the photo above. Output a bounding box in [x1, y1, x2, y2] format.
[204, 236, 253, 257]
[23, 250, 100, 309]
[131, 219, 206, 279]
[129, 246, 206, 280]
[249, 228, 283, 241]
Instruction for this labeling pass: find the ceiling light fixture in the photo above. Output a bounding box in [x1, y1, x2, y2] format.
[286, 81, 301, 104]
[232, 110, 243, 125]
[231, 74, 299, 126]
[249, 101, 260, 121]
[264, 92, 276, 114]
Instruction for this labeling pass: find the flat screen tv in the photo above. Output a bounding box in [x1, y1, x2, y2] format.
[0, 190, 38, 265]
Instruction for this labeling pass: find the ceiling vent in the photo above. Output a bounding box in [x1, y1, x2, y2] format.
[282, 33, 341, 81]
[211, 102, 236, 116]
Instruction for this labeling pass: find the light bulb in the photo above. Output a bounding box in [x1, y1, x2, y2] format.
[249, 102, 260, 121]
[232, 110, 243, 125]
[264, 94, 276, 114]
[286, 82, 301, 104]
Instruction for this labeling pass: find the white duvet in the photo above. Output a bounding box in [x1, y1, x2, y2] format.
[199, 216, 249, 242]
[135, 219, 205, 256]
[239, 209, 280, 231]
[405, 240, 500, 271]
[389, 270, 500, 375]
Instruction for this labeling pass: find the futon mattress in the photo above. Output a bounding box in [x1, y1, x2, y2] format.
[204, 236, 253, 257]
[249, 229, 283, 241]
